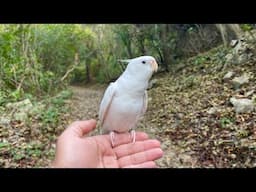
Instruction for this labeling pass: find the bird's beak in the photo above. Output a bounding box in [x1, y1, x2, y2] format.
[150, 60, 158, 72]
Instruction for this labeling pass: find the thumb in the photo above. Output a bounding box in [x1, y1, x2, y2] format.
[67, 119, 97, 137]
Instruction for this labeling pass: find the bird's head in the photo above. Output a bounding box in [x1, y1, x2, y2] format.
[120, 56, 158, 80]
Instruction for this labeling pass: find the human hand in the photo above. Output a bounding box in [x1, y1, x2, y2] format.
[51, 119, 163, 168]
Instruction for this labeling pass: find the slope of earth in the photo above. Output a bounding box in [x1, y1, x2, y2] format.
[143, 46, 256, 168]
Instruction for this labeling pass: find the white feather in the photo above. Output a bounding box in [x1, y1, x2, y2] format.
[99, 56, 157, 135]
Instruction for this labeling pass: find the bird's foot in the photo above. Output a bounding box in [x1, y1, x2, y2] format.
[110, 131, 115, 147]
[130, 130, 136, 144]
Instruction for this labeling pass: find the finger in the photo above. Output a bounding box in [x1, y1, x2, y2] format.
[123, 161, 157, 168]
[118, 148, 163, 167]
[122, 161, 157, 168]
[67, 119, 97, 137]
[114, 139, 161, 158]
[104, 132, 149, 146]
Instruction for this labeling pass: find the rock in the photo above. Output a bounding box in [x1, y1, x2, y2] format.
[225, 39, 255, 65]
[233, 39, 247, 55]
[225, 53, 234, 64]
[147, 79, 158, 89]
[0, 117, 11, 126]
[6, 99, 33, 110]
[223, 71, 235, 81]
[230, 40, 238, 47]
[237, 54, 249, 64]
[240, 139, 256, 148]
[231, 74, 249, 89]
[252, 94, 256, 102]
[29, 103, 45, 116]
[243, 30, 256, 41]
[230, 154, 237, 159]
[179, 154, 193, 165]
[245, 90, 255, 97]
[230, 97, 255, 113]
[176, 113, 184, 119]
[6, 99, 34, 121]
[14, 112, 28, 121]
[207, 107, 220, 115]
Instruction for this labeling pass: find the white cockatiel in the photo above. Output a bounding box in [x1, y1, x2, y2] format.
[99, 56, 158, 147]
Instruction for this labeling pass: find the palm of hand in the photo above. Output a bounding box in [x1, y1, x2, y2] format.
[54, 131, 162, 168]
[52, 120, 163, 168]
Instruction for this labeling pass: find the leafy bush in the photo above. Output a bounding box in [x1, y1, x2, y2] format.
[241, 24, 254, 32]
[39, 89, 73, 127]
[0, 24, 95, 102]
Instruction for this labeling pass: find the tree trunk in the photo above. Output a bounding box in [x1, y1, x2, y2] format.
[215, 24, 243, 47]
[85, 61, 91, 83]
[138, 37, 146, 55]
[159, 24, 171, 72]
[135, 24, 147, 55]
[126, 40, 133, 58]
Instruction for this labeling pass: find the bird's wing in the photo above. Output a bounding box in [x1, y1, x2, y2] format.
[99, 82, 116, 127]
[142, 90, 148, 115]
[136, 91, 148, 122]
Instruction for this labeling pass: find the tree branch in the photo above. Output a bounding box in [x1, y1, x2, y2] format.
[60, 51, 95, 82]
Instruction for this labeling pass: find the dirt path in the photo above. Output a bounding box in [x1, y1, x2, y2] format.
[68, 85, 196, 168]
[68, 85, 103, 122]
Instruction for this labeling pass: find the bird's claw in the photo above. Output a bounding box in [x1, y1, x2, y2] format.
[131, 130, 136, 143]
[110, 131, 115, 147]
[110, 130, 136, 147]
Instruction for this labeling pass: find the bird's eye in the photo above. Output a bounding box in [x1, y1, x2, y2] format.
[142, 61, 146, 64]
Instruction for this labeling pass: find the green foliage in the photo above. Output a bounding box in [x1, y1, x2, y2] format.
[41, 106, 59, 125]
[11, 150, 26, 161]
[9, 141, 44, 161]
[0, 23, 235, 89]
[95, 57, 122, 83]
[0, 25, 54, 100]
[71, 65, 86, 83]
[35, 24, 95, 78]
[194, 55, 207, 65]
[0, 24, 95, 104]
[0, 90, 8, 106]
[0, 24, 246, 108]
[179, 75, 200, 90]
[9, 89, 23, 101]
[237, 130, 249, 138]
[240, 24, 254, 32]
[56, 89, 73, 100]
[0, 142, 10, 149]
[220, 117, 233, 128]
[39, 89, 72, 127]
